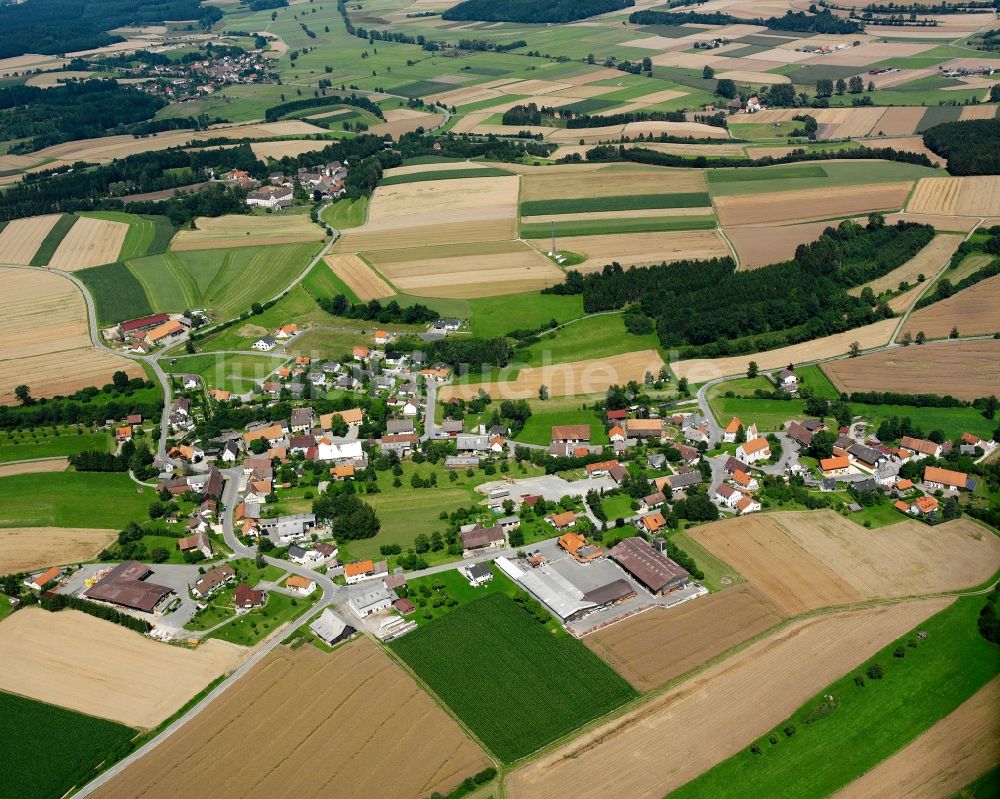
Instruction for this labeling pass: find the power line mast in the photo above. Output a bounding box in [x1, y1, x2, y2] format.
[549, 219, 557, 257]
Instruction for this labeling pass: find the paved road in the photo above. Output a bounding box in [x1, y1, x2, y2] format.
[422, 378, 438, 441]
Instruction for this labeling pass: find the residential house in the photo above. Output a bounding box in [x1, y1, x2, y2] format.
[290, 407, 314, 433]
[731, 470, 759, 492]
[586, 459, 619, 477]
[379, 433, 418, 456]
[258, 513, 316, 545]
[234, 584, 265, 610]
[715, 483, 743, 508]
[321, 408, 364, 429]
[440, 420, 464, 437]
[352, 345, 369, 361]
[457, 434, 489, 453]
[462, 561, 494, 587]
[274, 323, 297, 339]
[26, 566, 63, 591]
[309, 608, 355, 645]
[647, 453, 666, 470]
[608, 425, 626, 443]
[910, 495, 940, 516]
[386, 419, 414, 435]
[674, 444, 700, 466]
[778, 367, 797, 388]
[115, 426, 133, 443]
[460, 524, 507, 557]
[786, 421, 814, 448]
[345, 560, 378, 585]
[820, 455, 851, 476]
[626, 418, 663, 440]
[432, 318, 461, 332]
[489, 435, 506, 454]
[178, 532, 213, 558]
[642, 491, 665, 510]
[285, 575, 316, 596]
[559, 531, 604, 562]
[735, 495, 761, 514]
[664, 470, 702, 496]
[923, 466, 974, 491]
[245, 184, 293, 208]
[252, 335, 277, 352]
[551, 425, 590, 445]
[722, 417, 744, 443]
[317, 437, 363, 462]
[145, 319, 186, 346]
[736, 437, 770, 464]
[606, 409, 628, 422]
[243, 424, 287, 448]
[192, 564, 236, 598]
[638, 512, 667, 536]
[900, 436, 941, 459]
[849, 443, 885, 470]
[545, 511, 577, 531]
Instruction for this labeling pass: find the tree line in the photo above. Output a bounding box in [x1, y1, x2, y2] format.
[923, 118, 1000, 176]
[264, 93, 385, 122]
[544, 219, 933, 354]
[442, 0, 634, 23]
[628, 7, 863, 33]
[42, 591, 152, 633]
[316, 294, 439, 324]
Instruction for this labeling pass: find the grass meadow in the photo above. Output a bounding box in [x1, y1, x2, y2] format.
[320, 197, 368, 230]
[514, 408, 610, 446]
[0, 427, 113, 463]
[390, 593, 637, 762]
[520, 215, 716, 238]
[381, 167, 512, 185]
[669, 597, 1000, 799]
[163, 352, 285, 393]
[467, 293, 584, 338]
[0, 471, 154, 528]
[1, 690, 135, 799]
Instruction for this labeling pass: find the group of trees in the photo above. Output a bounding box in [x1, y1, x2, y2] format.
[923, 118, 1000, 176]
[629, 7, 862, 33]
[316, 294, 439, 324]
[312, 489, 380, 541]
[41, 592, 152, 633]
[442, 0, 634, 23]
[544, 219, 933, 356]
[264, 93, 385, 122]
[69, 439, 156, 478]
[0, 376, 159, 431]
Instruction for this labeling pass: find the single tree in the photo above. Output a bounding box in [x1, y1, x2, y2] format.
[642, 56, 653, 72]
[702, 64, 715, 79]
[901, 331, 913, 346]
[538, 384, 549, 400]
[112, 370, 129, 390]
[14, 384, 31, 406]
[949, 325, 960, 339]
[848, 75, 864, 93]
[815, 78, 833, 97]
[849, 341, 861, 357]
[747, 360, 758, 378]
[916, 330, 926, 345]
[835, 78, 847, 95]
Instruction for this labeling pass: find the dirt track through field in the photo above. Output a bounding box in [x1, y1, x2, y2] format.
[849, 233, 962, 296]
[716, 183, 912, 226]
[507, 599, 951, 799]
[0, 267, 142, 404]
[825, 338, 1000, 400]
[92, 639, 489, 799]
[899, 273, 1000, 340]
[0, 525, 115, 573]
[323, 254, 395, 299]
[584, 584, 786, 691]
[0, 608, 245, 728]
[831, 675, 1000, 799]
[671, 317, 898, 382]
[0, 214, 61, 264]
[48, 215, 129, 270]
[440, 350, 665, 400]
[691, 512, 1000, 615]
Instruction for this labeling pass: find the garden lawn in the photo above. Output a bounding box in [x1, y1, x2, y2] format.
[515, 409, 610, 447]
[390, 593, 637, 762]
[601, 493, 635, 522]
[468, 293, 584, 339]
[163, 353, 285, 393]
[0, 428, 112, 463]
[668, 596, 1000, 799]
[832, 495, 906, 529]
[404, 564, 523, 625]
[205, 588, 311, 647]
[321, 197, 368, 230]
[794, 364, 840, 399]
[0, 690, 135, 799]
[0, 471, 154, 528]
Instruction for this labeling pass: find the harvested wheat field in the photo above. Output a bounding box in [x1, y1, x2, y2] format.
[0, 608, 245, 728]
[900, 273, 1000, 340]
[370, 110, 444, 139]
[520, 168, 704, 201]
[883, 211, 981, 232]
[366, 240, 563, 298]
[0, 458, 68, 478]
[336, 218, 515, 252]
[0, 526, 116, 574]
[873, 106, 927, 135]
[0, 214, 62, 264]
[862, 135, 943, 166]
[716, 182, 911, 226]
[529, 230, 728, 273]
[672, 316, 897, 382]
[960, 104, 998, 121]
[832, 675, 1000, 799]
[690, 511, 1000, 616]
[907, 175, 1000, 217]
[171, 214, 325, 250]
[725, 220, 835, 269]
[825, 338, 1000, 401]
[0, 267, 141, 404]
[92, 639, 489, 799]
[522, 207, 714, 225]
[584, 584, 786, 691]
[441, 350, 664, 401]
[849, 233, 962, 296]
[366, 175, 518, 222]
[323, 254, 395, 300]
[250, 139, 332, 160]
[47, 215, 128, 270]
[383, 160, 491, 178]
[507, 599, 951, 799]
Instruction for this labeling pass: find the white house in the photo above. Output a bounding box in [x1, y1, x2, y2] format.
[714, 483, 743, 508]
[778, 368, 797, 387]
[316, 438, 363, 462]
[461, 562, 493, 588]
[348, 584, 393, 617]
[245, 185, 293, 209]
[285, 575, 316, 596]
[736, 436, 770, 464]
[402, 401, 419, 417]
[252, 336, 277, 352]
[736, 495, 761, 514]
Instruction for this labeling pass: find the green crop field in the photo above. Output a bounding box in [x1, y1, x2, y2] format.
[380, 167, 512, 185]
[321, 197, 368, 230]
[1, 690, 135, 799]
[468, 293, 584, 338]
[520, 192, 712, 216]
[390, 593, 636, 762]
[78, 260, 154, 324]
[794, 364, 841, 399]
[126, 242, 321, 319]
[301, 260, 359, 303]
[669, 597, 1000, 799]
[520, 215, 716, 238]
[707, 160, 942, 197]
[79, 212, 173, 259]
[708, 165, 827, 183]
[0, 427, 113, 463]
[519, 313, 661, 368]
[0, 471, 154, 528]
[514, 408, 610, 446]
[29, 214, 78, 266]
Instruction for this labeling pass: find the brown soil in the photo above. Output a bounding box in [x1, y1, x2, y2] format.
[899, 272, 1000, 340]
[92, 638, 490, 798]
[0, 214, 62, 264]
[907, 176, 1000, 216]
[584, 584, 786, 691]
[716, 183, 912, 226]
[0, 458, 68, 477]
[324, 254, 395, 300]
[0, 525, 115, 573]
[726, 220, 835, 270]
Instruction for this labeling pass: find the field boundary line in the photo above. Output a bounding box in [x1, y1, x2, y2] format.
[123, 259, 159, 310]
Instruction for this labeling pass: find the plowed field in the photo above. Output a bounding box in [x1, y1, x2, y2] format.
[899, 273, 1000, 340]
[0, 525, 115, 573]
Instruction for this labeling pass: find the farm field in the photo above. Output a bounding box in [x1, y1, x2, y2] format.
[0, 458, 68, 476]
[0, 608, 245, 728]
[0, 427, 112, 463]
[668, 597, 999, 799]
[170, 214, 325, 250]
[77, 260, 154, 324]
[320, 197, 368, 230]
[391, 593, 636, 763]
[671, 317, 899, 382]
[520, 168, 705, 202]
[830, 676, 1000, 799]
[47, 215, 129, 271]
[527, 230, 729, 273]
[91, 639, 490, 799]
[584, 584, 786, 692]
[467, 293, 584, 338]
[715, 182, 912, 226]
[0, 526, 117, 573]
[898, 274, 1000, 340]
[0, 471, 155, 529]
[440, 350, 665, 401]
[824, 339, 1000, 401]
[848, 233, 962, 297]
[506, 599, 950, 799]
[517, 313, 660, 370]
[725, 220, 835, 270]
[907, 175, 1000, 217]
[364, 240, 564, 298]
[0, 214, 61, 264]
[127, 243, 321, 319]
[0, 267, 142, 404]
[78, 212, 173, 259]
[2, 689, 135, 799]
[688, 512, 1000, 616]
